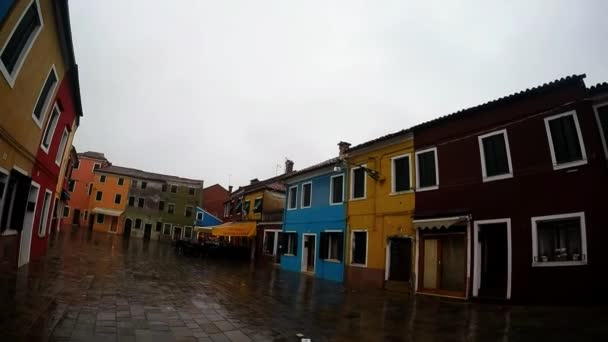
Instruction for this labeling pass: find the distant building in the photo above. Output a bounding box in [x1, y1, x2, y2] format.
[201, 184, 229, 219]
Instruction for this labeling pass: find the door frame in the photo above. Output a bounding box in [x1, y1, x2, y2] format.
[385, 236, 413, 281]
[263, 229, 282, 256]
[301, 233, 317, 273]
[473, 218, 512, 299]
[18, 181, 40, 267]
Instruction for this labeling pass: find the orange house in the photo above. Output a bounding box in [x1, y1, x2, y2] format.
[87, 169, 130, 234]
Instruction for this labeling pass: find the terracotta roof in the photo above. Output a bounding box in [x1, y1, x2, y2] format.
[78, 151, 107, 161]
[589, 82, 608, 95]
[282, 157, 340, 180]
[96, 165, 203, 185]
[347, 129, 412, 153]
[412, 74, 587, 131]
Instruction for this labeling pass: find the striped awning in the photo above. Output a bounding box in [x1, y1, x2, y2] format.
[413, 216, 469, 230]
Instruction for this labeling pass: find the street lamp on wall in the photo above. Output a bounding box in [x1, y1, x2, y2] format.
[334, 159, 381, 181]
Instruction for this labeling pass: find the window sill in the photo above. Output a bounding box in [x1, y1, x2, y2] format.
[416, 186, 438, 192]
[553, 159, 587, 170]
[283, 253, 296, 257]
[350, 263, 367, 268]
[482, 173, 513, 183]
[329, 202, 344, 206]
[389, 190, 413, 196]
[532, 260, 587, 267]
[349, 197, 367, 202]
[322, 259, 342, 264]
[2, 229, 18, 236]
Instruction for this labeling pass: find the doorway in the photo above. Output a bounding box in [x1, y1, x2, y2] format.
[123, 218, 132, 238]
[173, 226, 182, 240]
[388, 237, 412, 282]
[88, 214, 95, 230]
[143, 223, 152, 240]
[18, 182, 40, 267]
[72, 209, 80, 225]
[302, 234, 316, 273]
[419, 229, 467, 297]
[474, 220, 511, 299]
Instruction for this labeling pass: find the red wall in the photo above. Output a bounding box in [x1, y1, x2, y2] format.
[202, 184, 229, 219]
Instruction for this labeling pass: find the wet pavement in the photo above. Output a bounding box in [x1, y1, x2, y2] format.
[1, 227, 607, 342]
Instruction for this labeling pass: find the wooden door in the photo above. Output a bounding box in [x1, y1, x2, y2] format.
[389, 238, 412, 281]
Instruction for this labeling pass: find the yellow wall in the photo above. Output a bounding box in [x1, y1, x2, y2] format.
[346, 137, 416, 272]
[243, 190, 264, 221]
[0, 0, 67, 172]
[88, 173, 131, 233]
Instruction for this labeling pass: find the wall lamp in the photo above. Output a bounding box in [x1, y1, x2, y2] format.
[334, 159, 381, 181]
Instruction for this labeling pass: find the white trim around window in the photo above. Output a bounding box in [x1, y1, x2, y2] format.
[40, 103, 61, 154]
[531, 212, 587, 267]
[31, 65, 58, 127]
[350, 229, 368, 267]
[593, 102, 608, 159]
[329, 174, 344, 205]
[477, 129, 514, 183]
[349, 164, 367, 200]
[390, 153, 413, 194]
[0, 0, 44, 88]
[473, 218, 512, 300]
[287, 185, 298, 210]
[415, 147, 439, 191]
[38, 189, 53, 237]
[544, 110, 587, 170]
[300, 181, 312, 209]
[55, 128, 69, 166]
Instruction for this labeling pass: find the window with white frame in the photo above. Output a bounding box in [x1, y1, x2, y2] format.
[532, 212, 587, 266]
[544, 111, 587, 169]
[478, 129, 513, 181]
[301, 182, 312, 208]
[38, 190, 52, 237]
[55, 128, 68, 166]
[264, 231, 279, 255]
[96, 213, 105, 224]
[594, 104, 608, 158]
[391, 154, 411, 193]
[330, 174, 344, 205]
[351, 230, 367, 265]
[41, 105, 60, 152]
[184, 226, 193, 239]
[93, 163, 100, 171]
[350, 166, 366, 199]
[282, 232, 297, 255]
[0, 0, 44, 87]
[196, 211, 203, 221]
[32, 66, 57, 126]
[163, 223, 172, 236]
[287, 186, 297, 209]
[416, 147, 438, 190]
[137, 198, 144, 208]
[117, 177, 124, 186]
[62, 206, 70, 218]
[320, 232, 343, 261]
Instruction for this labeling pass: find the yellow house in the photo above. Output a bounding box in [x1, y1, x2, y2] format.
[342, 130, 416, 290]
[87, 172, 131, 234]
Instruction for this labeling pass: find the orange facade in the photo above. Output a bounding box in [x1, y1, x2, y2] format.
[88, 172, 130, 234]
[62, 155, 108, 226]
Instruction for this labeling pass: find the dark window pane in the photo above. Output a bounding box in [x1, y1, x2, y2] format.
[353, 168, 365, 198]
[253, 198, 263, 213]
[33, 70, 57, 120]
[537, 218, 582, 262]
[302, 183, 311, 207]
[331, 175, 343, 203]
[156, 222, 162, 232]
[418, 151, 437, 188]
[42, 108, 59, 148]
[128, 196, 135, 206]
[549, 115, 583, 164]
[289, 187, 297, 208]
[1, 2, 40, 74]
[352, 231, 367, 264]
[482, 133, 509, 177]
[393, 157, 410, 192]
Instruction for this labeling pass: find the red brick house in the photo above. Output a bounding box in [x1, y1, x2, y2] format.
[202, 184, 229, 219]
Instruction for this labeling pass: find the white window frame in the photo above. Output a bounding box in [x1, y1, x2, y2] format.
[0, 0, 44, 88]
[593, 102, 608, 159]
[415, 147, 439, 191]
[55, 128, 68, 166]
[473, 218, 512, 300]
[531, 212, 587, 267]
[544, 110, 587, 170]
[163, 223, 172, 236]
[196, 211, 203, 221]
[40, 103, 60, 154]
[287, 185, 298, 210]
[284, 231, 297, 256]
[263, 229, 281, 256]
[300, 181, 312, 209]
[38, 189, 52, 237]
[350, 229, 368, 267]
[390, 153, 413, 194]
[117, 177, 124, 185]
[477, 129, 514, 182]
[31, 65, 58, 127]
[63, 205, 70, 218]
[323, 230, 343, 263]
[350, 164, 367, 200]
[184, 205, 193, 217]
[329, 174, 344, 205]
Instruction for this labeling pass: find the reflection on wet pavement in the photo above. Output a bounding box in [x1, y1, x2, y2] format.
[0, 226, 606, 341]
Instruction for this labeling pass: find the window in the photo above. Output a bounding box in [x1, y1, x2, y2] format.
[155, 221, 162, 232]
[415, 147, 439, 190]
[281, 232, 297, 255]
[330, 174, 344, 204]
[170, 185, 177, 193]
[544, 111, 587, 169]
[134, 218, 141, 229]
[253, 197, 262, 213]
[301, 182, 312, 208]
[117, 177, 124, 186]
[196, 212, 203, 221]
[320, 232, 343, 261]
[162, 184, 167, 192]
[93, 163, 100, 170]
[287, 186, 297, 210]
[223, 203, 230, 217]
[188, 187, 195, 195]
[184, 226, 193, 239]
[88, 183, 92, 195]
[532, 212, 587, 267]
[594, 104, 608, 158]
[0, 0, 44, 87]
[264, 231, 278, 255]
[38, 190, 52, 236]
[95, 191, 102, 201]
[168, 203, 175, 214]
[73, 159, 79, 169]
[350, 166, 366, 200]
[163, 223, 172, 235]
[233, 200, 242, 214]
[137, 198, 144, 208]
[141, 181, 147, 189]
[478, 129, 513, 182]
[242, 201, 250, 215]
[68, 180, 75, 192]
[41, 105, 60, 152]
[100, 175, 106, 183]
[54, 128, 68, 166]
[97, 214, 105, 224]
[159, 200, 165, 211]
[391, 154, 411, 193]
[132, 180, 138, 188]
[128, 196, 135, 207]
[351, 230, 367, 266]
[185, 206, 193, 217]
[62, 206, 70, 218]
[114, 194, 121, 204]
[32, 66, 57, 126]
[83, 210, 88, 221]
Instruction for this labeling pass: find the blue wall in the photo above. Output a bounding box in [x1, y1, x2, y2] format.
[280, 169, 346, 282]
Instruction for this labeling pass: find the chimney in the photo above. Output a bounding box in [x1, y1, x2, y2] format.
[250, 178, 259, 185]
[228, 185, 233, 194]
[338, 141, 351, 158]
[285, 159, 294, 174]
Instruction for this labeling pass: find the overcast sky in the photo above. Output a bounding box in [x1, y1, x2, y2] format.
[70, 0, 608, 188]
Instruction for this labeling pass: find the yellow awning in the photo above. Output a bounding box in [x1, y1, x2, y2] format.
[413, 216, 469, 230]
[91, 207, 123, 217]
[211, 221, 257, 237]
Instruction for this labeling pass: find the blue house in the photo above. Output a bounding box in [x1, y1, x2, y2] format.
[279, 158, 346, 282]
